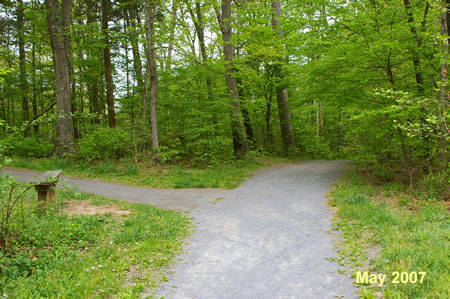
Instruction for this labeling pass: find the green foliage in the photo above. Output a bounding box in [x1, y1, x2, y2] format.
[417, 169, 450, 200]
[1, 135, 54, 158]
[347, 90, 447, 187]
[0, 143, 11, 169]
[78, 127, 132, 162]
[0, 185, 191, 297]
[330, 176, 450, 298]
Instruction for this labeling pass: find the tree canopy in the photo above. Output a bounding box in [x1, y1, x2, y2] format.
[0, 0, 448, 187]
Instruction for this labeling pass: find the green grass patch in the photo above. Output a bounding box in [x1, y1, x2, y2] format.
[0, 178, 191, 298]
[328, 174, 449, 298]
[9, 156, 294, 189]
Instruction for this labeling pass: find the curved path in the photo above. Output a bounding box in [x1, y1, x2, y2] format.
[2, 167, 225, 211]
[3, 161, 356, 298]
[155, 160, 355, 298]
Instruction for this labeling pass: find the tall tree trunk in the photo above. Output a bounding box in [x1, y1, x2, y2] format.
[127, 3, 144, 91]
[87, 0, 101, 124]
[187, 0, 218, 127]
[31, 31, 38, 135]
[272, 1, 296, 153]
[166, 0, 177, 70]
[402, 0, 427, 96]
[220, 0, 248, 158]
[63, 0, 79, 139]
[17, 0, 30, 136]
[45, 0, 74, 155]
[102, 0, 116, 128]
[237, 77, 255, 145]
[144, 0, 160, 155]
[440, 0, 448, 170]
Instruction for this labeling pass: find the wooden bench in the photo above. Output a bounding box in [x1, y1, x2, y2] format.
[32, 170, 62, 210]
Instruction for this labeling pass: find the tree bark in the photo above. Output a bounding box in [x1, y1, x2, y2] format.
[63, 0, 79, 139]
[17, 0, 30, 136]
[272, 0, 296, 153]
[440, 0, 448, 170]
[220, 0, 248, 158]
[102, 0, 116, 128]
[144, 0, 160, 155]
[166, 0, 178, 70]
[86, 0, 101, 124]
[237, 77, 255, 145]
[31, 30, 38, 135]
[45, 0, 74, 155]
[127, 3, 144, 91]
[402, 0, 426, 96]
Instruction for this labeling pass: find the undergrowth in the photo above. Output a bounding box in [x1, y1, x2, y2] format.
[329, 173, 449, 298]
[0, 178, 191, 297]
[9, 155, 294, 189]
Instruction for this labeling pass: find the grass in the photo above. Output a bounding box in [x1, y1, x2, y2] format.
[0, 177, 191, 298]
[8, 155, 294, 189]
[328, 172, 449, 298]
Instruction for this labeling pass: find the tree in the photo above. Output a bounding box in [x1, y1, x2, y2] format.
[144, 0, 160, 155]
[439, 0, 448, 170]
[102, 0, 116, 128]
[45, 0, 74, 155]
[271, 0, 296, 153]
[17, 0, 29, 136]
[220, 0, 248, 158]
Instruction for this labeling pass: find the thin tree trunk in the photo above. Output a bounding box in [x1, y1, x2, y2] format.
[127, 3, 144, 91]
[102, 0, 116, 128]
[45, 0, 74, 155]
[402, 0, 427, 96]
[440, 0, 448, 170]
[272, 1, 296, 153]
[237, 77, 255, 145]
[0, 98, 5, 134]
[144, 0, 160, 155]
[186, 0, 217, 127]
[166, 0, 177, 70]
[220, 0, 248, 158]
[86, 0, 101, 124]
[17, 0, 30, 136]
[31, 32, 38, 135]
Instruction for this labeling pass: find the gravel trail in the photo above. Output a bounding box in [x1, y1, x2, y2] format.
[3, 161, 356, 298]
[156, 160, 356, 298]
[1, 167, 225, 211]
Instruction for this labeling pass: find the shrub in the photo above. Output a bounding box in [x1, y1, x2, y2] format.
[1, 135, 54, 158]
[78, 127, 132, 162]
[417, 169, 450, 200]
[0, 143, 11, 168]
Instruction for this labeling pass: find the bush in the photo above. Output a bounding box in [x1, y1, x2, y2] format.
[1, 135, 54, 158]
[417, 169, 450, 200]
[78, 127, 132, 162]
[0, 143, 11, 168]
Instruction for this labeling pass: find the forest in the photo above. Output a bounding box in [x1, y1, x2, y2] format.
[0, 0, 448, 187]
[0, 0, 448, 297]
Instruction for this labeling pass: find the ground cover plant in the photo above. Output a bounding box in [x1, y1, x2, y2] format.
[8, 155, 293, 189]
[329, 172, 449, 298]
[0, 175, 191, 298]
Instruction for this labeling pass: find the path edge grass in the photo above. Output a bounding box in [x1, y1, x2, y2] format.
[327, 173, 449, 298]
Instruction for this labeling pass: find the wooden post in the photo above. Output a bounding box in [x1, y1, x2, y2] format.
[33, 170, 62, 211]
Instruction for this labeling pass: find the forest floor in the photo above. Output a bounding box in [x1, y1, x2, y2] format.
[5, 161, 357, 298]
